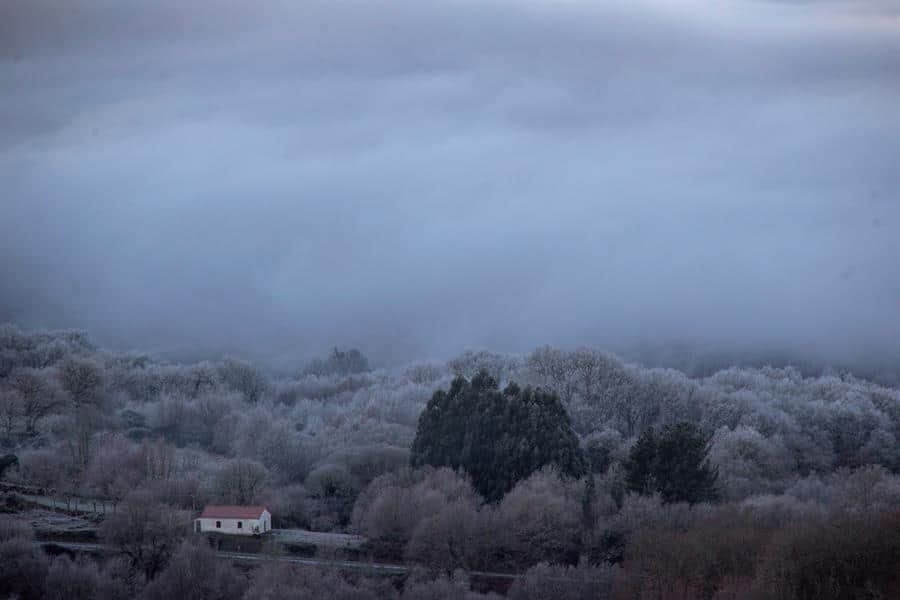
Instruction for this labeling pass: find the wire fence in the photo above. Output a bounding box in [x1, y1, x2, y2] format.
[17, 492, 116, 516]
[2, 480, 117, 516]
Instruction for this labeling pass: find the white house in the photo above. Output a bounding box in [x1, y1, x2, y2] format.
[195, 505, 271, 535]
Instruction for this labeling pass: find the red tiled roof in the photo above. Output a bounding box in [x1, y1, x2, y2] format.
[200, 505, 266, 519]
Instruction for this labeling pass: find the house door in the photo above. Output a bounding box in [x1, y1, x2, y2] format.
[195, 521, 201, 533]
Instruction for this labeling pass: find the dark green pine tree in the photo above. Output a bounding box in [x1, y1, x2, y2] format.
[411, 370, 586, 502]
[410, 375, 472, 472]
[653, 422, 719, 504]
[624, 422, 718, 504]
[623, 426, 658, 495]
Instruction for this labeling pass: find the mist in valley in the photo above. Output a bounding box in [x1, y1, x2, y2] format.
[3, 0, 899, 377]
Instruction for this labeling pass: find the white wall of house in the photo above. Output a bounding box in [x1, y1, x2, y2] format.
[196, 510, 271, 535]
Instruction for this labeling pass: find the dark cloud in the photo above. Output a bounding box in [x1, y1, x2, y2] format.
[1, 0, 899, 370]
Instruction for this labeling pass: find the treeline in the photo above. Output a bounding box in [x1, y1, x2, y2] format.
[0, 324, 899, 598]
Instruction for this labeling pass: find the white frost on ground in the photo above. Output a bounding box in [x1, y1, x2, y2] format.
[271, 528, 365, 549]
[17, 508, 98, 535]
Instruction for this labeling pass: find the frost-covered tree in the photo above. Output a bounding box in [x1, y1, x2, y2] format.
[213, 459, 268, 505]
[494, 468, 583, 568]
[404, 362, 446, 385]
[303, 348, 370, 377]
[0, 390, 21, 435]
[43, 555, 128, 600]
[141, 541, 246, 600]
[9, 368, 62, 434]
[217, 359, 268, 403]
[508, 561, 617, 600]
[352, 467, 480, 560]
[0, 514, 49, 600]
[99, 491, 185, 579]
[58, 357, 105, 408]
[447, 349, 522, 384]
[244, 563, 385, 600]
[708, 426, 793, 500]
[405, 499, 481, 570]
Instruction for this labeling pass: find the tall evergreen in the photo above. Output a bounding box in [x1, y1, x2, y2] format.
[411, 370, 586, 501]
[623, 426, 658, 495]
[624, 422, 718, 504]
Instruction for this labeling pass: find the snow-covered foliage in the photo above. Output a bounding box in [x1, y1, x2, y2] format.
[2, 323, 900, 598]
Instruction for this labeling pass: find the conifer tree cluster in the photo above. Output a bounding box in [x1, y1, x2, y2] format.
[624, 422, 719, 504]
[410, 370, 586, 501]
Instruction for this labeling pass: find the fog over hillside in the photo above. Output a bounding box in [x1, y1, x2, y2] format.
[3, 0, 900, 374]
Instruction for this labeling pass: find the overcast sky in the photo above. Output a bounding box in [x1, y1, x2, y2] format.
[1, 0, 899, 369]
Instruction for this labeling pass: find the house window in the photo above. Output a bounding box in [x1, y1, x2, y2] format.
[216, 521, 221, 529]
[237, 521, 242, 529]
